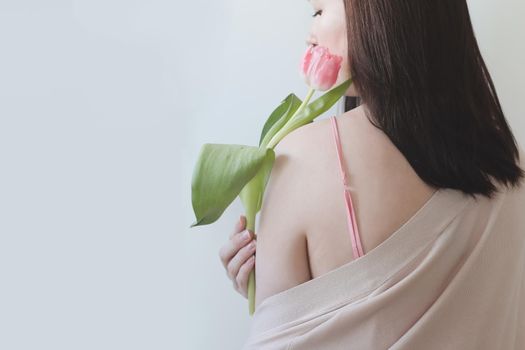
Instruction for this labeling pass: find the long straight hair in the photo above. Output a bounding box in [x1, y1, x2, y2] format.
[342, 0, 524, 199]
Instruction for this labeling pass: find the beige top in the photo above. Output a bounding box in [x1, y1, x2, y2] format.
[242, 162, 525, 349]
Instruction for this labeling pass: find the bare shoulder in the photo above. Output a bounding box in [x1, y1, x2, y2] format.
[253, 124, 314, 309]
[278, 105, 373, 154]
[253, 109, 364, 308]
[254, 105, 438, 305]
[276, 105, 439, 278]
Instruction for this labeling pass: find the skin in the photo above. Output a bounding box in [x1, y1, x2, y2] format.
[218, 215, 256, 299]
[219, 0, 437, 301]
[218, 0, 358, 300]
[306, 0, 359, 97]
[218, 0, 355, 300]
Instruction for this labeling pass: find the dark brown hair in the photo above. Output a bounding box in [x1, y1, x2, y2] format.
[342, 0, 524, 199]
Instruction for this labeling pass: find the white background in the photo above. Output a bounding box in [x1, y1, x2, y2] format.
[0, 0, 523, 349]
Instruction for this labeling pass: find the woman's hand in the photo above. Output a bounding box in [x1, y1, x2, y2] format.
[218, 215, 257, 299]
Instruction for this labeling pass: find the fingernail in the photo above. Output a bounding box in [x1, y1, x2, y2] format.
[237, 216, 244, 230]
[242, 230, 251, 240]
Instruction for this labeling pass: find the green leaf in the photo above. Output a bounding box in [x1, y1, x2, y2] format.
[239, 148, 275, 223]
[266, 78, 353, 149]
[293, 78, 352, 127]
[190, 144, 274, 228]
[259, 94, 302, 148]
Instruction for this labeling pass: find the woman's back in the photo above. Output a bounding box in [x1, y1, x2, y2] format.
[299, 105, 438, 278]
[244, 106, 525, 349]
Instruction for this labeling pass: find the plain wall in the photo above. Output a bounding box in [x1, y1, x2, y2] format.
[0, 0, 523, 349]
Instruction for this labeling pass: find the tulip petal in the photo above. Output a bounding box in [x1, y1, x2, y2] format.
[301, 45, 343, 91]
[312, 55, 342, 91]
[300, 45, 314, 84]
[306, 46, 328, 81]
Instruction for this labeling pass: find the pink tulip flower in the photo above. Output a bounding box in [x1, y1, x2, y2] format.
[300, 45, 343, 91]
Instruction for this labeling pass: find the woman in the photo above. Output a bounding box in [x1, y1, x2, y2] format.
[219, 0, 525, 348]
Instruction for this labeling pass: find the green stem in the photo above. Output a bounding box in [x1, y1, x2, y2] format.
[267, 87, 315, 149]
[245, 210, 257, 315]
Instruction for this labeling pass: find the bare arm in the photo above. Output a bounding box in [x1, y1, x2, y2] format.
[254, 134, 313, 309]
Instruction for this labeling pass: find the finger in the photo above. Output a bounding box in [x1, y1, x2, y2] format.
[219, 229, 253, 268]
[232, 279, 247, 299]
[229, 215, 246, 239]
[236, 255, 256, 297]
[227, 239, 256, 280]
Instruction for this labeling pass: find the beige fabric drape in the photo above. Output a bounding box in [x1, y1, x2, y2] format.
[242, 173, 525, 349]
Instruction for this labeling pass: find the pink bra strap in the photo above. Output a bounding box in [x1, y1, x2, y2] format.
[330, 116, 365, 258]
